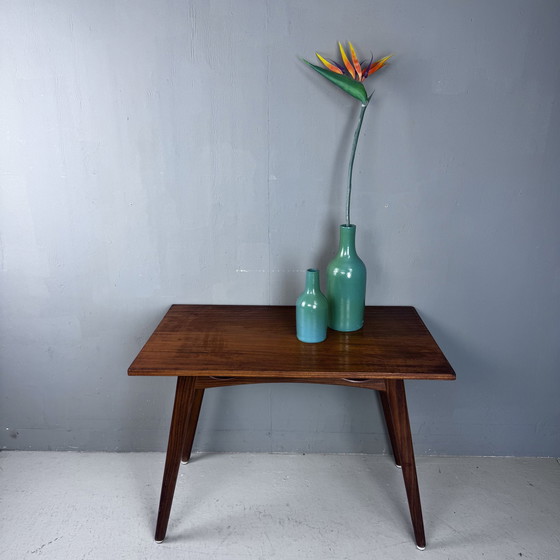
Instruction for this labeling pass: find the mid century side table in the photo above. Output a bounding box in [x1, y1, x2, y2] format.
[128, 305, 455, 549]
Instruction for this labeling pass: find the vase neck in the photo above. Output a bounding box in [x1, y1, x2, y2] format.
[305, 268, 321, 293]
[337, 224, 358, 257]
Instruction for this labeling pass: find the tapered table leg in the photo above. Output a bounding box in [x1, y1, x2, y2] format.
[378, 390, 401, 467]
[181, 388, 205, 464]
[155, 376, 196, 543]
[385, 380, 426, 549]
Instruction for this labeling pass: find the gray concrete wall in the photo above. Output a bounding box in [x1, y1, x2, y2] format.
[1, 0, 559, 456]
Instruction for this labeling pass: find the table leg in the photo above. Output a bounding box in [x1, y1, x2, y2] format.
[385, 380, 426, 550]
[155, 376, 196, 543]
[181, 388, 205, 464]
[378, 391, 401, 468]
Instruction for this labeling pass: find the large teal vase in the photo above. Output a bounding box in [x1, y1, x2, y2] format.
[326, 224, 366, 332]
[296, 268, 328, 343]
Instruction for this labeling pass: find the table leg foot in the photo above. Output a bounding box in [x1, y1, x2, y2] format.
[181, 388, 205, 464]
[385, 379, 426, 549]
[154, 376, 196, 543]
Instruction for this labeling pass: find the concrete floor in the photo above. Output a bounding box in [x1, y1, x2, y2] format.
[0, 452, 558, 559]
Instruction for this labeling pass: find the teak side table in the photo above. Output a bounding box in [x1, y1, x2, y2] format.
[128, 305, 455, 549]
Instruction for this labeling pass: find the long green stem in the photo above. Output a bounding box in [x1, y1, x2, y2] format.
[346, 101, 369, 226]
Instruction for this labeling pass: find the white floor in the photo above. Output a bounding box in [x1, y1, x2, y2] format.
[0, 452, 558, 560]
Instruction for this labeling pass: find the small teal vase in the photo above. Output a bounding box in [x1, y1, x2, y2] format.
[296, 268, 328, 343]
[326, 224, 366, 332]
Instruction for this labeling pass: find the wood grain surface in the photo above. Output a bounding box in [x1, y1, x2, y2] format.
[128, 305, 455, 379]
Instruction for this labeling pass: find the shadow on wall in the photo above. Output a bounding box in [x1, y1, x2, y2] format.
[194, 381, 391, 454]
[123, 305, 178, 452]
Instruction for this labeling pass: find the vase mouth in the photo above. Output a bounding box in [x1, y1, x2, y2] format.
[306, 268, 319, 273]
[340, 224, 356, 229]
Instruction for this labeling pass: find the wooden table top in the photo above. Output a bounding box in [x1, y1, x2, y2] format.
[128, 305, 455, 380]
[128, 305, 455, 379]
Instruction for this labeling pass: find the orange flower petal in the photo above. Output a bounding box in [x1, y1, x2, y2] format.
[348, 42, 363, 80]
[366, 55, 392, 76]
[316, 53, 343, 74]
[338, 41, 355, 78]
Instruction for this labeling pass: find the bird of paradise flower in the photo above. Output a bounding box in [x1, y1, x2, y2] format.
[303, 42, 391, 226]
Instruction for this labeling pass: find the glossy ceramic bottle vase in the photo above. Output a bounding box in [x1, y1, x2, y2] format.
[296, 268, 328, 343]
[326, 224, 366, 332]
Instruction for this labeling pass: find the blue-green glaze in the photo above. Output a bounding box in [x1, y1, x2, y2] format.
[326, 224, 366, 332]
[296, 268, 328, 343]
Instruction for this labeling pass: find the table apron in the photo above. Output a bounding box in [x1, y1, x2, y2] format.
[194, 376, 387, 391]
